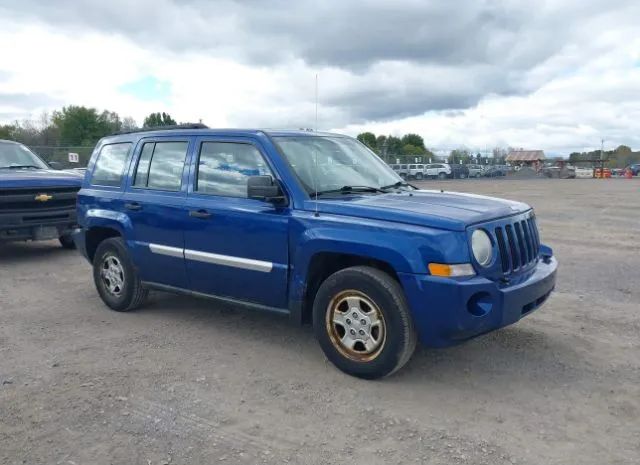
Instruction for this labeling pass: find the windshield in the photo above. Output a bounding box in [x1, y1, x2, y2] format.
[0, 142, 49, 169]
[274, 135, 404, 195]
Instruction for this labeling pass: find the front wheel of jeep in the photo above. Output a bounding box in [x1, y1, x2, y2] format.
[312, 266, 417, 379]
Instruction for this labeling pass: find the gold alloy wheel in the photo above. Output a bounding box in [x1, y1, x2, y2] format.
[326, 290, 386, 362]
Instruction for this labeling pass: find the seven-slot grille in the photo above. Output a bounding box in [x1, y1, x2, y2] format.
[493, 214, 540, 274]
[0, 186, 79, 213]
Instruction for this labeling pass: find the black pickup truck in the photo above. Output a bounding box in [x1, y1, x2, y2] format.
[0, 139, 83, 247]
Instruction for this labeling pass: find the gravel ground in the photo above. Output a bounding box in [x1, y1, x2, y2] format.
[1, 178, 639, 465]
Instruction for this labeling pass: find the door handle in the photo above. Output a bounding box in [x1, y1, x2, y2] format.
[124, 202, 142, 211]
[189, 209, 212, 219]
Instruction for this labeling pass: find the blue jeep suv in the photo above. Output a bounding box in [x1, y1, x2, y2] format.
[75, 126, 557, 379]
[1, 139, 82, 247]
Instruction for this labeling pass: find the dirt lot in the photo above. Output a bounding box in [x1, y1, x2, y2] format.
[1, 178, 639, 465]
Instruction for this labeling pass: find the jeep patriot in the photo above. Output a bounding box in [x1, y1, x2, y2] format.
[74, 126, 557, 379]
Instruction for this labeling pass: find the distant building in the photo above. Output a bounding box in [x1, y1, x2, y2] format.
[506, 149, 545, 167]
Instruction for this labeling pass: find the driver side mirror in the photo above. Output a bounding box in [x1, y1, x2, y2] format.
[48, 161, 63, 170]
[247, 175, 286, 204]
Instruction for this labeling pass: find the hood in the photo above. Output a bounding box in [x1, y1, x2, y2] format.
[0, 168, 84, 189]
[308, 189, 531, 231]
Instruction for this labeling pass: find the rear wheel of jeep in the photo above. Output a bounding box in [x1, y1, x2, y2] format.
[93, 237, 148, 312]
[312, 266, 417, 379]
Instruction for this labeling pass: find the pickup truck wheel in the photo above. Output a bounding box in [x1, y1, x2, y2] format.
[93, 237, 148, 312]
[313, 266, 417, 379]
[59, 234, 76, 249]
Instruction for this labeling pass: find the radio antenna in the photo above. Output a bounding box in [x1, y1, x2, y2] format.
[313, 73, 319, 217]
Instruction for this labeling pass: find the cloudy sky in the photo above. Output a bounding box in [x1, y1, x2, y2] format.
[0, 0, 639, 154]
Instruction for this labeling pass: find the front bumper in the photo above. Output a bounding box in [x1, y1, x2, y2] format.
[399, 256, 557, 347]
[0, 208, 77, 242]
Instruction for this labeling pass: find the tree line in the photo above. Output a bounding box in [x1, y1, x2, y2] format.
[356, 132, 511, 165]
[569, 145, 640, 169]
[0, 106, 178, 148]
[2, 108, 638, 169]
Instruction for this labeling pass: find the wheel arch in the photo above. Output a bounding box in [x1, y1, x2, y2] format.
[295, 250, 403, 325]
[85, 226, 122, 261]
[82, 209, 132, 261]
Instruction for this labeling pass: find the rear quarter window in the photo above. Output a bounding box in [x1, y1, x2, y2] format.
[91, 143, 132, 187]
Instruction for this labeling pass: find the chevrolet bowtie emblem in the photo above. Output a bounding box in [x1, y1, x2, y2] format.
[34, 193, 53, 202]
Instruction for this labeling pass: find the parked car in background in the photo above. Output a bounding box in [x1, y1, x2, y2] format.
[466, 164, 485, 177]
[449, 164, 469, 179]
[625, 163, 640, 176]
[0, 139, 83, 247]
[542, 164, 576, 179]
[407, 164, 425, 180]
[74, 127, 557, 379]
[483, 165, 507, 177]
[390, 164, 409, 178]
[424, 163, 451, 179]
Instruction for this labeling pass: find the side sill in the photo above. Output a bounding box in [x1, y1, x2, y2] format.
[142, 281, 290, 317]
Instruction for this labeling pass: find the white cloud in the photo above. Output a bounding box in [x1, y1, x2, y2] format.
[0, 0, 639, 154]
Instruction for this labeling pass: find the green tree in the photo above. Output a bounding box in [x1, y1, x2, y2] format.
[356, 132, 377, 151]
[448, 149, 471, 165]
[568, 152, 582, 163]
[402, 144, 423, 156]
[52, 105, 118, 146]
[386, 135, 403, 155]
[143, 112, 177, 128]
[0, 124, 15, 140]
[401, 134, 426, 153]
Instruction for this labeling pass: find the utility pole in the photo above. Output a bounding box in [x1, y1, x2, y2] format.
[599, 139, 605, 178]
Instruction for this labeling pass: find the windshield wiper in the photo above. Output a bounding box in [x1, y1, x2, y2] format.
[380, 181, 417, 191]
[0, 165, 42, 170]
[314, 185, 386, 196]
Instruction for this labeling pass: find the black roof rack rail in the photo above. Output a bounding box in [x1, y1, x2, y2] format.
[112, 123, 209, 136]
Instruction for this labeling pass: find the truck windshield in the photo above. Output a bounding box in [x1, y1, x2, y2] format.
[274, 135, 405, 195]
[0, 142, 49, 169]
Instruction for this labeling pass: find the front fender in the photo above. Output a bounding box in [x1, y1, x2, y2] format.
[287, 211, 470, 305]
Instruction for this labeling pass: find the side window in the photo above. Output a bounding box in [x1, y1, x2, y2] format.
[133, 141, 188, 191]
[133, 143, 154, 188]
[196, 142, 272, 198]
[91, 143, 131, 186]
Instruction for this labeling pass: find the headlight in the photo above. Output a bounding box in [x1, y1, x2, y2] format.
[471, 229, 493, 267]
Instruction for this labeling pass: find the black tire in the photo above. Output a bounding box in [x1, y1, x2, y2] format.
[93, 237, 148, 312]
[438, 172, 447, 180]
[312, 266, 417, 379]
[59, 234, 76, 249]
[415, 173, 423, 180]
